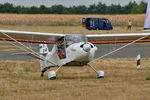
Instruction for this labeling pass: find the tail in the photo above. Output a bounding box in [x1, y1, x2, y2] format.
[39, 43, 49, 54]
[144, 0, 150, 30]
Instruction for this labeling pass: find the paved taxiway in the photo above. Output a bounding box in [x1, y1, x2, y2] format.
[0, 43, 150, 60]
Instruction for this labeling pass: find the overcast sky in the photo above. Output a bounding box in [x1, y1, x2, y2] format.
[0, 0, 148, 7]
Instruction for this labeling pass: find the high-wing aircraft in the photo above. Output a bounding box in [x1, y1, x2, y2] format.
[0, 1, 150, 79]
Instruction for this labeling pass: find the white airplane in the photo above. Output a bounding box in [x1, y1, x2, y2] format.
[0, 0, 150, 79]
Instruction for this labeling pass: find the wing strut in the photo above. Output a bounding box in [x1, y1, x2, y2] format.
[87, 35, 148, 74]
[0, 32, 58, 66]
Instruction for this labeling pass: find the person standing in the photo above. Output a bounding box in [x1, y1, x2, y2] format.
[127, 20, 132, 30]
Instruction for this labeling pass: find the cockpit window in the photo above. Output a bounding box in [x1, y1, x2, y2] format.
[65, 35, 85, 47]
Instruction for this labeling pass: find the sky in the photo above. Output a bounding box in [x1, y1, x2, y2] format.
[0, 0, 148, 7]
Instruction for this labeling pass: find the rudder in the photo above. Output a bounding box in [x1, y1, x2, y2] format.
[39, 43, 49, 54]
[144, 0, 150, 30]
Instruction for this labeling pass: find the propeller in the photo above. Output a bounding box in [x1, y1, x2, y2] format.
[80, 30, 93, 61]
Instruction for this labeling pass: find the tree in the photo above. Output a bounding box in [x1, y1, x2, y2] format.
[50, 5, 66, 14]
[27, 6, 40, 14]
[107, 4, 123, 14]
[70, 5, 87, 14]
[0, 3, 15, 13]
[95, 2, 107, 14]
[0, 2, 147, 14]
[132, 1, 147, 14]
[88, 4, 97, 14]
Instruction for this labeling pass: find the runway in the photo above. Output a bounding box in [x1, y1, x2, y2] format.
[0, 43, 150, 60]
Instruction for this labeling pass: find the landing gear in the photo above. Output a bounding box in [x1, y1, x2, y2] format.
[88, 64, 105, 78]
[41, 67, 50, 77]
[96, 70, 104, 78]
[47, 66, 62, 80]
[42, 64, 104, 79]
[48, 71, 56, 79]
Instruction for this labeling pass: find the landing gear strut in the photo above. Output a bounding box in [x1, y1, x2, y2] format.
[42, 64, 104, 79]
[87, 64, 104, 78]
[41, 67, 50, 77]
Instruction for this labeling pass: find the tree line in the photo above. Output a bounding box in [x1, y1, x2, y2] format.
[0, 1, 147, 14]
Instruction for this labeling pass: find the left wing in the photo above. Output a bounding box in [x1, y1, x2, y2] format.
[0, 30, 66, 42]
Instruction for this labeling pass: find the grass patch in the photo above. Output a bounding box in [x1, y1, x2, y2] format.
[22, 67, 31, 73]
[146, 77, 150, 80]
[0, 14, 145, 27]
[0, 59, 150, 100]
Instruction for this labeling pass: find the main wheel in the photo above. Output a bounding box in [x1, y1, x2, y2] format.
[96, 70, 104, 78]
[48, 70, 56, 79]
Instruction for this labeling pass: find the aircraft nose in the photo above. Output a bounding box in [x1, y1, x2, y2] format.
[83, 43, 91, 52]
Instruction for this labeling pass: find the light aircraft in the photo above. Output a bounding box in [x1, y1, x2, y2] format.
[0, 1, 150, 79]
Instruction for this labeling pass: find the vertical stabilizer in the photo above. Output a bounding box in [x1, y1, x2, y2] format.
[144, 0, 150, 30]
[39, 43, 49, 54]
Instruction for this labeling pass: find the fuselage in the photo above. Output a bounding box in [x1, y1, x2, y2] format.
[44, 34, 98, 67]
[56, 34, 98, 63]
[65, 42, 97, 62]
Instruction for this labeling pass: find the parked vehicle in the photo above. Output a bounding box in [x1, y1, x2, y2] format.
[82, 18, 113, 30]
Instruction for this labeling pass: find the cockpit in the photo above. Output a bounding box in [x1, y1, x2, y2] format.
[65, 35, 86, 47]
[56, 35, 85, 59]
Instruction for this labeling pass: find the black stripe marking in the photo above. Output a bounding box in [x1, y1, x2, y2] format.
[137, 59, 140, 66]
[144, 28, 150, 30]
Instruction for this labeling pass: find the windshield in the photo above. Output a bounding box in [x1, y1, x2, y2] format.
[65, 35, 85, 47]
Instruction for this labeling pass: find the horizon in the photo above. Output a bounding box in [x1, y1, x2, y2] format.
[0, 0, 147, 7]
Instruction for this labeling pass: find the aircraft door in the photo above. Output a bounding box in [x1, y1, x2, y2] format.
[56, 38, 66, 59]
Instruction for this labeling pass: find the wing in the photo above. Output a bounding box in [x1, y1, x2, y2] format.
[0, 30, 66, 42]
[86, 33, 150, 44]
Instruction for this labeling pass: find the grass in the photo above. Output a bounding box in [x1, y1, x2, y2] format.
[0, 24, 144, 34]
[146, 77, 150, 80]
[0, 14, 145, 26]
[0, 58, 150, 100]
